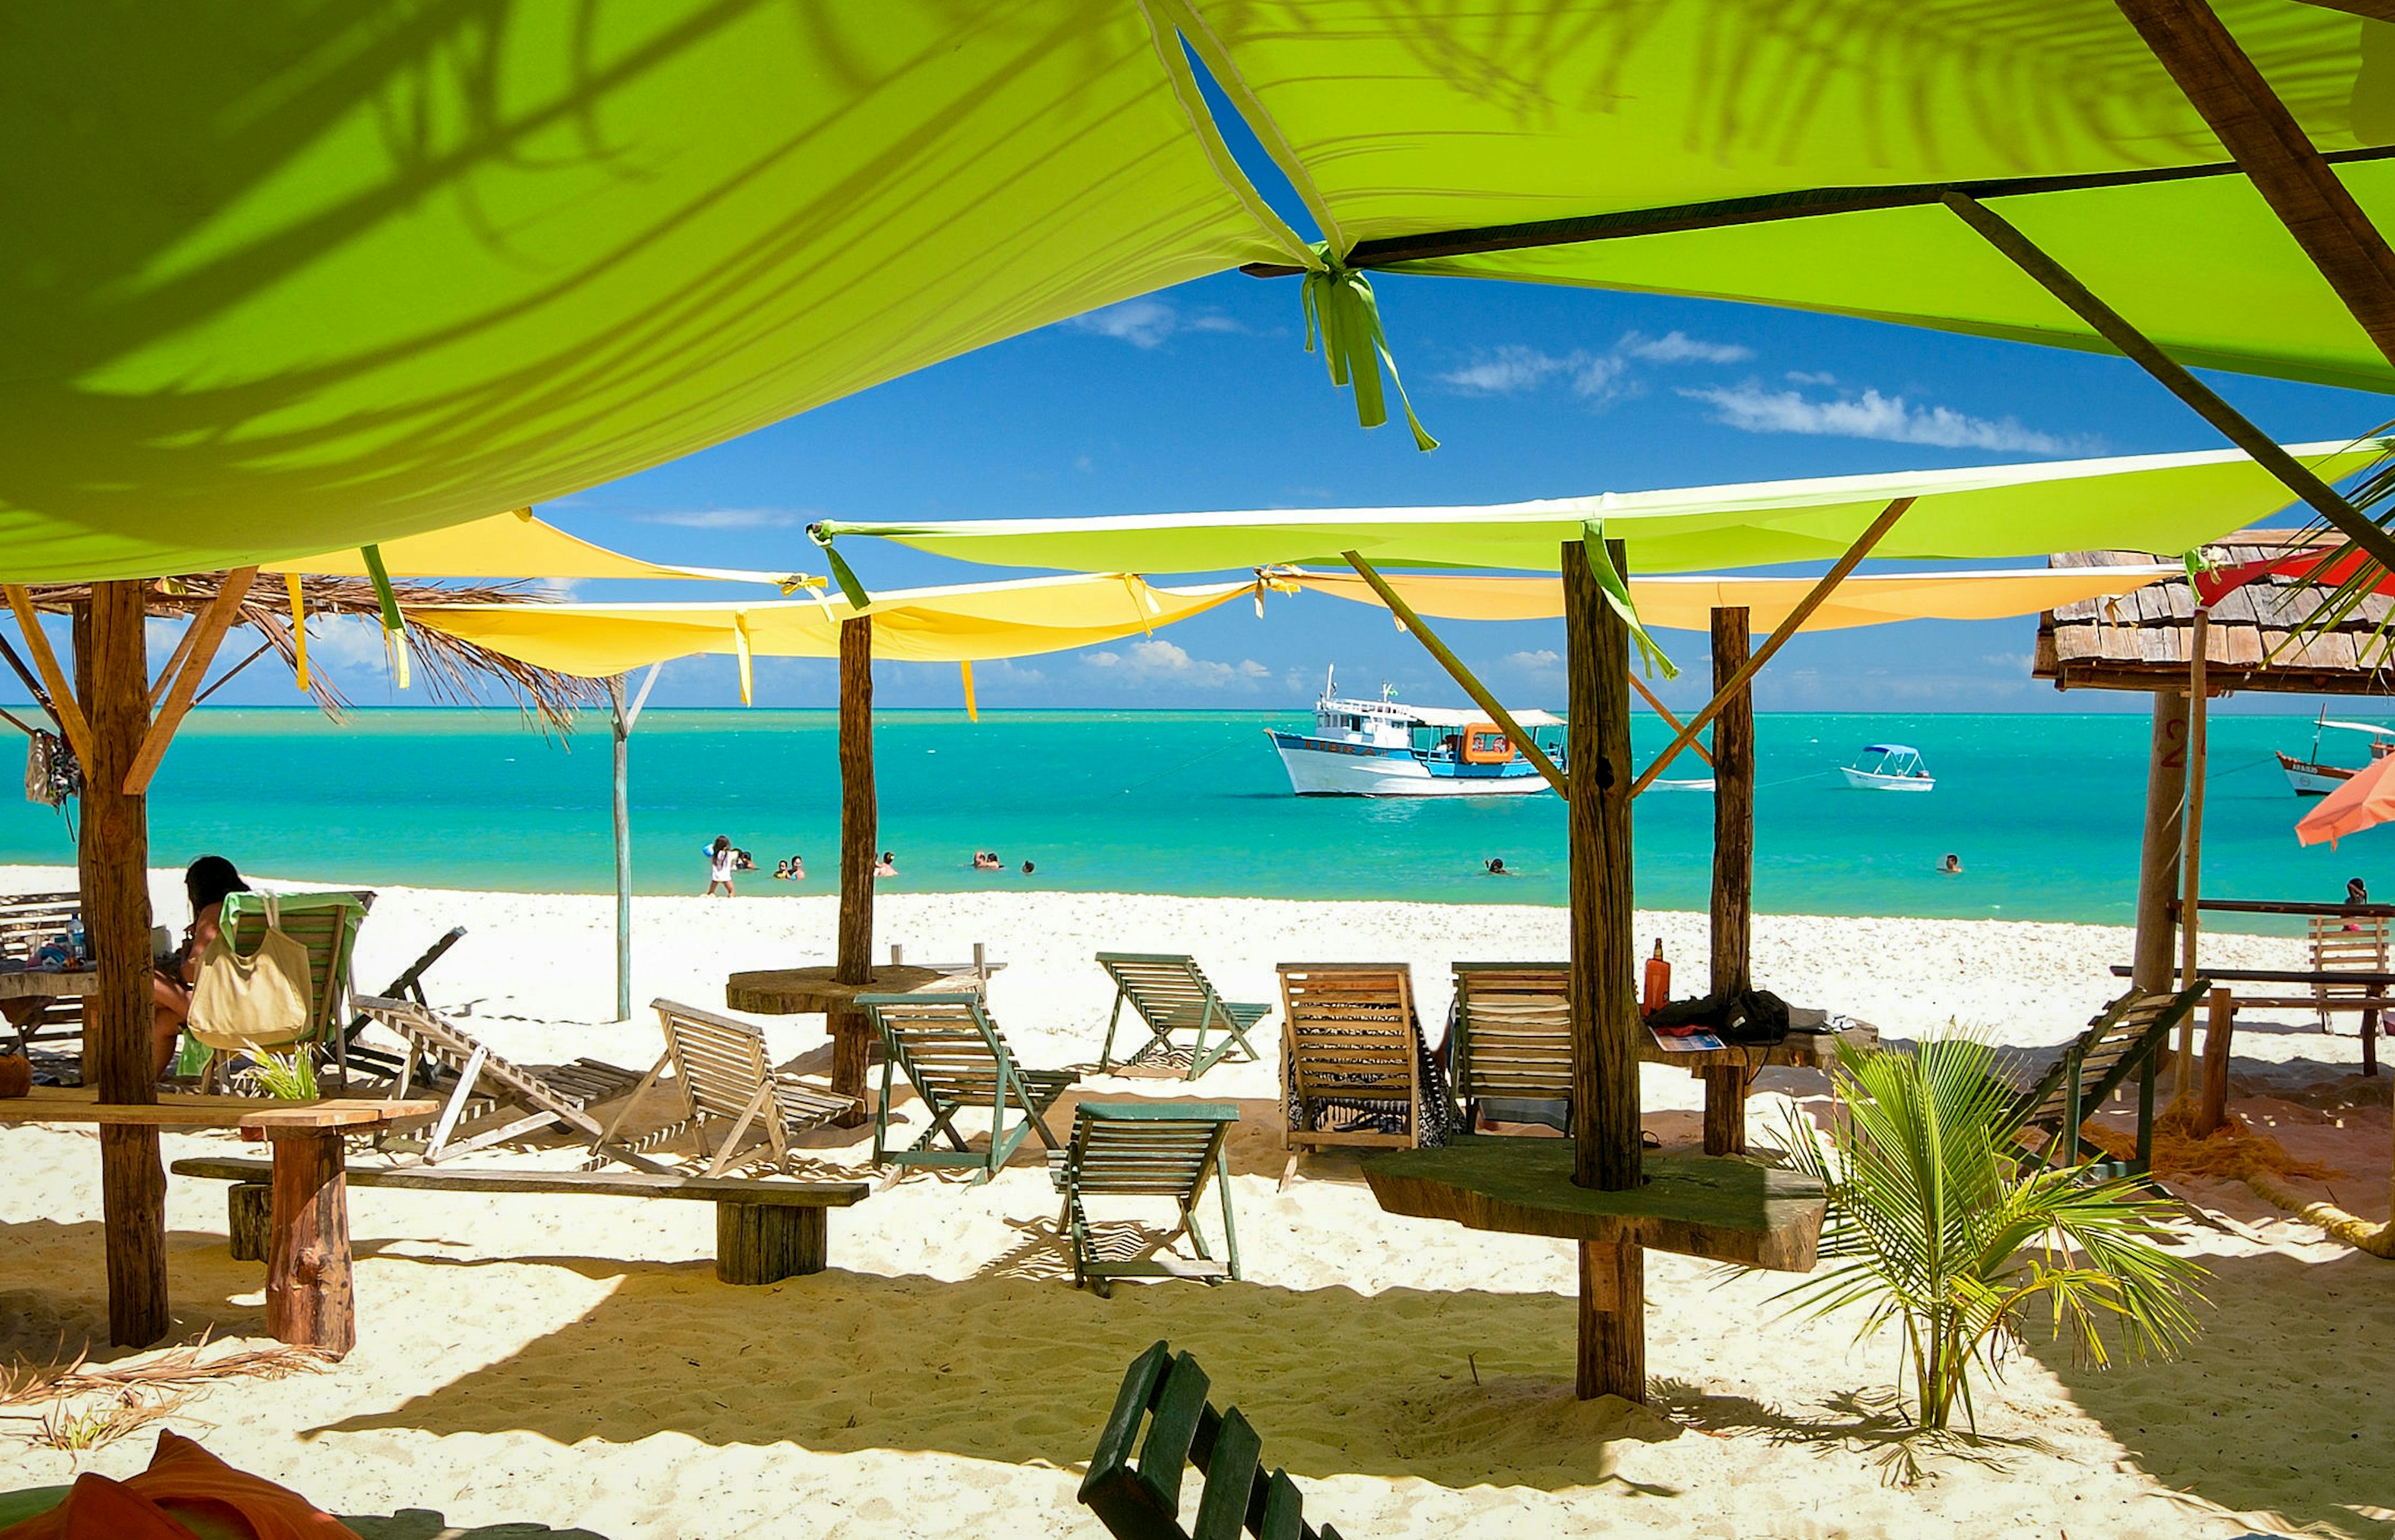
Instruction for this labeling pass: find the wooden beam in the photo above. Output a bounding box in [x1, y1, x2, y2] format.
[1625, 671, 1713, 768]
[2177, 608, 2212, 1087]
[1229, 147, 2395, 277]
[2116, 0, 2395, 370]
[832, 617, 876, 1130]
[4, 586, 92, 768]
[2293, 0, 2395, 20]
[610, 676, 634, 1023]
[2193, 987, 2235, 1136]
[125, 567, 255, 796]
[80, 585, 168, 1347]
[146, 611, 203, 710]
[1943, 191, 2395, 578]
[1632, 500, 1913, 795]
[1341, 551, 1568, 797]
[1565, 540, 1640, 1194]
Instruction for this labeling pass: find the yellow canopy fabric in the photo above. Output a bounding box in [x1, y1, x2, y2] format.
[269, 510, 808, 585]
[1280, 566, 2181, 632]
[409, 574, 1251, 692]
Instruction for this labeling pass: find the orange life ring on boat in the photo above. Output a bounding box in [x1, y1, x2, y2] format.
[1461, 724, 1517, 765]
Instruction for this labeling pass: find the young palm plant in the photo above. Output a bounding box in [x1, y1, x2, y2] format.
[1773, 1034, 2207, 1435]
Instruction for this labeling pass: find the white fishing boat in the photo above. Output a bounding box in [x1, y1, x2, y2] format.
[1841, 742, 1935, 792]
[2278, 710, 2395, 796]
[1268, 669, 1564, 797]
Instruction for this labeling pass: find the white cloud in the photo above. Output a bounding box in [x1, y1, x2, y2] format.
[1504, 649, 1562, 672]
[1618, 329, 1751, 365]
[1068, 299, 1181, 349]
[1184, 313, 1245, 335]
[1785, 369, 1837, 386]
[1680, 382, 2094, 455]
[300, 614, 398, 671]
[1439, 329, 1746, 402]
[634, 508, 796, 530]
[1085, 639, 1269, 689]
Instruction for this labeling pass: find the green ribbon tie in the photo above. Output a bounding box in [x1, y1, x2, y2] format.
[1302, 248, 1436, 452]
[808, 526, 872, 609]
[359, 543, 412, 689]
[1581, 523, 1677, 680]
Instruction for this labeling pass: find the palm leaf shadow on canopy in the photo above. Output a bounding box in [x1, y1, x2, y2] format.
[4, 574, 599, 733]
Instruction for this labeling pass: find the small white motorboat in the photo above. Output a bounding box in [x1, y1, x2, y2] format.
[2278, 709, 2395, 796]
[1841, 742, 1935, 792]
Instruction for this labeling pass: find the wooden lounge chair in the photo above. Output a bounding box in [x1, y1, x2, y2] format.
[1082, 1340, 1349, 1540]
[337, 924, 467, 1080]
[1448, 961, 1572, 1133]
[1275, 962, 1443, 1188]
[597, 999, 858, 1178]
[181, 889, 372, 1087]
[859, 991, 1079, 1183]
[356, 995, 647, 1166]
[1052, 1102, 1241, 1295]
[1096, 952, 1269, 1078]
[2006, 982, 2209, 1175]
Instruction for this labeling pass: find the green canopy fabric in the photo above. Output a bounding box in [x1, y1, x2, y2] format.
[1184, 0, 2395, 392]
[814, 440, 2388, 575]
[1, 2, 1301, 581]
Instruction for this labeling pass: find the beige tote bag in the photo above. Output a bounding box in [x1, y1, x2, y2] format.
[188, 895, 314, 1052]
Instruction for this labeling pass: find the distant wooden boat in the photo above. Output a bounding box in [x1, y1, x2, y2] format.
[2280, 711, 2395, 796]
[1841, 743, 1935, 792]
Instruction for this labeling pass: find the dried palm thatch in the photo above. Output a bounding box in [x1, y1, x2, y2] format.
[7, 573, 599, 729]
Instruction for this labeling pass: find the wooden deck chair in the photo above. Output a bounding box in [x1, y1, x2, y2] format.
[182, 889, 372, 1088]
[1449, 962, 1572, 1133]
[0, 891, 89, 1055]
[859, 992, 1079, 1183]
[2306, 913, 2391, 1031]
[2005, 982, 2209, 1176]
[1276, 963, 1426, 1188]
[1082, 1340, 1349, 1540]
[339, 925, 467, 1080]
[1096, 952, 1269, 1078]
[357, 995, 648, 1166]
[598, 999, 856, 1178]
[1052, 1102, 1241, 1295]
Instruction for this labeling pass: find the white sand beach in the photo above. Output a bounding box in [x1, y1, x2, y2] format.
[2, 868, 2389, 1539]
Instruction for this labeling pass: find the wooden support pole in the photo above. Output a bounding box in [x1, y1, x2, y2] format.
[2115, 0, 2395, 372]
[6, 586, 93, 768]
[2192, 987, 2235, 1138]
[228, 1183, 271, 1264]
[264, 1127, 355, 1357]
[125, 566, 254, 795]
[831, 618, 876, 1127]
[1632, 499, 1912, 794]
[716, 1203, 828, 1284]
[1705, 607, 1756, 1158]
[1943, 191, 2395, 577]
[1566, 539, 1640, 1194]
[2177, 609, 2212, 1088]
[1625, 671, 1713, 768]
[1575, 1240, 1645, 1405]
[2134, 692, 2190, 994]
[609, 676, 633, 1022]
[1341, 551, 1569, 798]
[80, 584, 167, 1347]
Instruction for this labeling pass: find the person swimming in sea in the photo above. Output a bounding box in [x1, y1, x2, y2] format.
[972, 851, 1002, 871]
[873, 851, 898, 877]
[1939, 853, 1963, 874]
[1486, 857, 1514, 876]
[1020, 860, 1035, 875]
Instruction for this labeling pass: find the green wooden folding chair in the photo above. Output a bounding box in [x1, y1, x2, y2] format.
[1082, 1340, 1348, 1540]
[2005, 981, 2209, 1178]
[178, 889, 372, 1088]
[1096, 953, 1269, 1078]
[1052, 1102, 1240, 1295]
[859, 992, 1079, 1183]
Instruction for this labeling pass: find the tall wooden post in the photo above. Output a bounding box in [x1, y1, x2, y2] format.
[2176, 613, 2212, 1087]
[1706, 606, 1754, 1156]
[79, 585, 167, 1346]
[608, 676, 633, 1022]
[830, 617, 876, 1126]
[2132, 690, 2190, 994]
[1565, 538, 1643, 1403]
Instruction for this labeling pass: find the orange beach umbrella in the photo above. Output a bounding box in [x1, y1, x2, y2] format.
[2295, 754, 2395, 849]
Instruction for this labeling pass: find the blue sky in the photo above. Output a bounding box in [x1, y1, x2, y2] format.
[17, 64, 2393, 722]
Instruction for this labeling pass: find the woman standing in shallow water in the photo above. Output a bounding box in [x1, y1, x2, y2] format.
[704, 835, 738, 896]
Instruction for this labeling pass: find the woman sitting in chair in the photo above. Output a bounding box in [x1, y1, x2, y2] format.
[152, 855, 249, 1077]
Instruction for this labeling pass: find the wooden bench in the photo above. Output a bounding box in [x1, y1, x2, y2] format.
[171, 1156, 869, 1286]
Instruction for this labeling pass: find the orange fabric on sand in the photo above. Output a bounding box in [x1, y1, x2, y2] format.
[2295, 752, 2395, 849]
[0, 1431, 357, 1540]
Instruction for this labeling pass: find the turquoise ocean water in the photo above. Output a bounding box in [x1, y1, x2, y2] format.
[0, 708, 2378, 929]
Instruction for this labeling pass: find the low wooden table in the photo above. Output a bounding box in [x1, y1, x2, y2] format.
[1640, 1020, 1878, 1156]
[0, 969, 97, 1000]
[726, 963, 990, 1127]
[0, 1088, 435, 1357]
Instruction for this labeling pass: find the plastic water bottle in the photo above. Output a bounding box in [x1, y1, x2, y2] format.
[68, 914, 85, 962]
